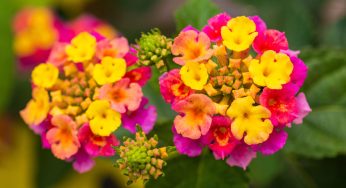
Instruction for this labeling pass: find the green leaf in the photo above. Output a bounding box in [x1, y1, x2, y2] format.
[285, 48, 346, 158]
[146, 151, 249, 188]
[175, 0, 220, 31]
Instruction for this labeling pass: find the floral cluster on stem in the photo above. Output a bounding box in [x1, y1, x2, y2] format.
[20, 31, 157, 173]
[154, 13, 311, 169]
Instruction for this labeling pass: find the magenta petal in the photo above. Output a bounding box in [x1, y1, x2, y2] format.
[72, 149, 95, 173]
[249, 15, 267, 33]
[289, 56, 308, 88]
[293, 93, 311, 124]
[253, 129, 288, 155]
[121, 97, 157, 134]
[226, 144, 256, 170]
[173, 127, 204, 157]
[182, 25, 199, 32]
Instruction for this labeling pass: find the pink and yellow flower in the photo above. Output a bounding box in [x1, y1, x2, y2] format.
[249, 50, 293, 89]
[227, 96, 273, 145]
[21, 31, 156, 173]
[221, 16, 258, 52]
[78, 124, 119, 157]
[159, 69, 194, 104]
[46, 115, 80, 160]
[202, 13, 231, 42]
[98, 78, 143, 113]
[173, 94, 216, 139]
[171, 30, 213, 65]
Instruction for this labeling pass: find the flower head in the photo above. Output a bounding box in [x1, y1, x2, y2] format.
[86, 100, 121, 136]
[99, 78, 143, 113]
[78, 124, 119, 157]
[93, 57, 127, 85]
[32, 63, 59, 88]
[253, 29, 288, 54]
[204, 116, 238, 159]
[173, 94, 216, 139]
[20, 87, 50, 126]
[159, 69, 194, 104]
[180, 61, 209, 90]
[65, 32, 97, 63]
[202, 13, 231, 42]
[227, 96, 273, 145]
[115, 127, 170, 185]
[260, 84, 300, 126]
[172, 30, 213, 65]
[46, 115, 80, 160]
[221, 16, 258, 52]
[249, 50, 293, 89]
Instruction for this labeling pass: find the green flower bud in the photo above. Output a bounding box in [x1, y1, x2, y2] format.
[114, 125, 170, 185]
[136, 29, 172, 73]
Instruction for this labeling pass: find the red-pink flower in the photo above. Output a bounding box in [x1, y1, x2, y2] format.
[202, 13, 231, 42]
[204, 116, 238, 159]
[78, 124, 119, 157]
[46, 115, 80, 160]
[99, 78, 143, 113]
[260, 84, 311, 126]
[159, 69, 194, 104]
[171, 30, 213, 65]
[124, 67, 152, 87]
[173, 94, 216, 139]
[226, 144, 256, 170]
[253, 29, 288, 54]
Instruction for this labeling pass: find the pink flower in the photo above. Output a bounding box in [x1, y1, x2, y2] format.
[249, 15, 267, 34]
[159, 69, 194, 104]
[47, 43, 68, 68]
[99, 78, 143, 113]
[96, 37, 129, 60]
[226, 144, 256, 170]
[260, 84, 300, 126]
[173, 94, 216, 139]
[293, 93, 311, 124]
[202, 13, 231, 42]
[78, 124, 119, 157]
[253, 29, 288, 54]
[171, 30, 213, 65]
[253, 127, 288, 155]
[121, 97, 157, 134]
[288, 56, 308, 88]
[124, 67, 152, 87]
[72, 148, 95, 173]
[124, 47, 138, 67]
[172, 126, 204, 157]
[46, 115, 80, 160]
[204, 116, 238, 159]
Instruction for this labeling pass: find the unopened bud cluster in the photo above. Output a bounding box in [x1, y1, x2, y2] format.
[115, 128, 170, 185]
[136, 29, 172, 72]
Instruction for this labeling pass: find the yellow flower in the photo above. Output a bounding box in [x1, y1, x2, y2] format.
[249, 50, 293, 89]
[226, 96, 273, 145]
[180, 61, 208, 90]
[32, 63, 59, 88]
[20, 87, 50, 126]
[86, 100, 121, 136]
[221, 16, 258, 52]
[65, 32, 96, 63]
[93, 57, 127, 85]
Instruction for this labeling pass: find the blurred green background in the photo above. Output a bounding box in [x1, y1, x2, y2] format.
[0, 0, 345, 187]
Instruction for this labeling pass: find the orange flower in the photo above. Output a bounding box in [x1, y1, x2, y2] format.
[173, 94, 216, 139]
[171, 30, 213, 65]
[46, 115, 80, 160]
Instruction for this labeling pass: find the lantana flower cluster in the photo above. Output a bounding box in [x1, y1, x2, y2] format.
[13, 7, 117, 71]
[20, 32, 157, 173]
[158, 13, 311, 169]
